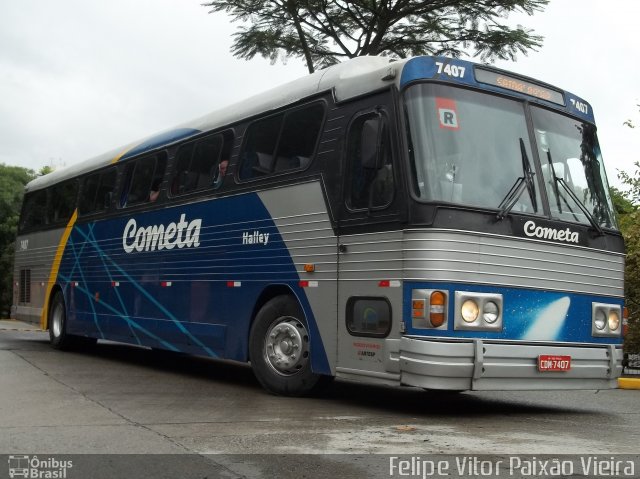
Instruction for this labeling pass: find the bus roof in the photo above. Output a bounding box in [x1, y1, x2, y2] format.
[25, 55, 593, 193]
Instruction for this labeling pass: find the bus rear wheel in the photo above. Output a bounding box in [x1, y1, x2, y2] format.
[249, 296, 327, 396]
[48, 291, 94, 350]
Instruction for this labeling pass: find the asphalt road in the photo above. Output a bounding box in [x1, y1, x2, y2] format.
[1, 320, 638, 478]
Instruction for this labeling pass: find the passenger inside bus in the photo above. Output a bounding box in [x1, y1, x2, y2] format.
[213, 159, 228, 188]
[149, 178, 161, 202]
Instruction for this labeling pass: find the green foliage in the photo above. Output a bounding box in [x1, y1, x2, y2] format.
[39, 165, 54, 176]
[623, 103, 639, 128]
[0, 164, 36, 317]
[610, 186, 636, 224]
[614, 165, 640, 353]
[204, 0, 548, 73]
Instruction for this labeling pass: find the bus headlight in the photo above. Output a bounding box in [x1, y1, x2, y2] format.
[461, 299, 479, 323]
[454, 292, 503, 331]
[608, 310, 620, 331]
[594, 309, 606, 330]
[592, 303, 622, 337]
[483, 301, 500, 324]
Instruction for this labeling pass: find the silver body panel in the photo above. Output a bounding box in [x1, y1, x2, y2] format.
[337, 230, 403, 377]
[403, 229, 624, 298]
[259, 182, 339, 374]
[12, 228, 66, 325]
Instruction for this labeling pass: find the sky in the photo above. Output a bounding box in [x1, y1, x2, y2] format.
[1, 0, 639, 189]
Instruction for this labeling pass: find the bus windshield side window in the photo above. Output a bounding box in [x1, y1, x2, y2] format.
[121, 153, 167, 207]
[347, 111, 394, 210]
[240, 102, 324, 180]
[48, 180, 78, 224]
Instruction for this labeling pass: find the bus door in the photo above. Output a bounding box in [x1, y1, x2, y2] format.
[336, 100, 405, 381]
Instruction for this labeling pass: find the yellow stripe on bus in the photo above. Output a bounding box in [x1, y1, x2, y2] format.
[40, 209, 78, 329]
[110, 144, 135, 164]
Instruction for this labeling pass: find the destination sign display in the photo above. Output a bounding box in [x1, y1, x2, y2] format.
[475, 68, 565, 106]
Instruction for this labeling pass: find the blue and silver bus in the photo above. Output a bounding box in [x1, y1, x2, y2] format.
[12, 55, 624, 395]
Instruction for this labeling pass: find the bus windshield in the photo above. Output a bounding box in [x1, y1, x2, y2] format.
[403, 83, 617, 229]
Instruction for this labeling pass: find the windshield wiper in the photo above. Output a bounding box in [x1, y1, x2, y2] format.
[497, 138, 537, 219]
[545, 149, 604, 236]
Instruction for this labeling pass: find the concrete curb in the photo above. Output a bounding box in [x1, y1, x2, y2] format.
[618, 377, 640, 390]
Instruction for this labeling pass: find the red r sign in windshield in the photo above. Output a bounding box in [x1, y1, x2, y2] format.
[436, 97, 459, 130]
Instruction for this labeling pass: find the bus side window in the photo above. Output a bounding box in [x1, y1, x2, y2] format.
[79, 167, 117, 216]
[79, 173, 100, 215]
[48, 180, 78, 224]
[273, 103, 324, 172]
[171, 143, 195, 196]
[239, 102, 324, 180]
[121, 153, 167, 207]
[131, 156, 156, 204]
[98, 168, 117, 210]
[19, 190, 48, 232]
[170, 134, 227, 196]
[192, 136, 222, 190]
[240, 114, 282, 179]
[347, 112, 394, 210]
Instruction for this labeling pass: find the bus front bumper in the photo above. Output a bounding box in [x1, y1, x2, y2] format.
[399, 337, 622, 391]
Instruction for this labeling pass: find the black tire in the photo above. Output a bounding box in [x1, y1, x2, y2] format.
[48, 291, 95, 350]
[249, 295, 330, 396]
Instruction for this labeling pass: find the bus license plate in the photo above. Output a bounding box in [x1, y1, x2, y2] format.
[538, 355, 571, 372]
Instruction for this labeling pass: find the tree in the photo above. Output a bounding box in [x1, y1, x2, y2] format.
[204, 0, 548, 73]
[614, 164, 640, 354]
[623, 102, 639, 129]
[39, 165, 54, 176]
[0, 164, 36, 318]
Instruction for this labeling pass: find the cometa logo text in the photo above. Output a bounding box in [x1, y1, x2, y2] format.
[122, 214, 202, 253]
[523, 220, 579, 244]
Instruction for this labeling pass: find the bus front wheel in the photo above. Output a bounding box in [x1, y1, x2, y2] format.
[249, 296, 328, 396]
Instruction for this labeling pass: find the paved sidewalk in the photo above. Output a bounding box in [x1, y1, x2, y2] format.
[0, 319, 41, 331]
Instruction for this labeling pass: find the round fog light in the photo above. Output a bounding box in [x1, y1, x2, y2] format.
[461, 299, 479, 323]
[608, 310, 620, 331]
[483, 301, 499, 324]
[594, 309, 606, 330]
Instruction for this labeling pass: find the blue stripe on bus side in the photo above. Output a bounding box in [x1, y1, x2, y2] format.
[56, 192, 331, 374]
[404, 281, 623, 345]
[118, 128, 202, 161]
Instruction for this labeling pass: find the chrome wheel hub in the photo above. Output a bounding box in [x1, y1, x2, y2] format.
[264, 317, 309, 376]
[52, 303, 63, 338]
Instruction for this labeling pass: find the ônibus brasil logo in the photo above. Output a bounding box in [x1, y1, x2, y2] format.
[122, 214, 202, 253]
[8, 455, 73, 479]
[523, 220, 579, 244]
